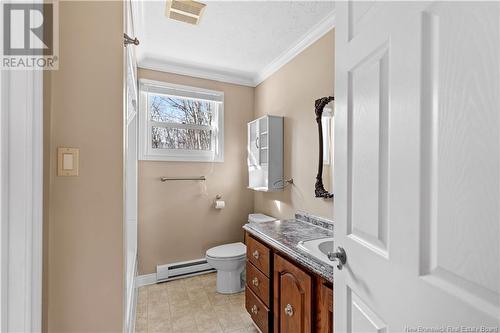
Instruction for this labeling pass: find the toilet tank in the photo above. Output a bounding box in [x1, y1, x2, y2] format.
[248, 213, 276, 223]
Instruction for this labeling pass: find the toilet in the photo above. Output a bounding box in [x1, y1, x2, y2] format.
[206, 242, 247, 294]
[206, 214, 276, 294]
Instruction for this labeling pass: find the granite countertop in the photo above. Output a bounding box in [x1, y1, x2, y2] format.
[243, 217, 334, 283]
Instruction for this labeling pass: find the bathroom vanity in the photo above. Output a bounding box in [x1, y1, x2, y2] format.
[243, 215, 334, 333]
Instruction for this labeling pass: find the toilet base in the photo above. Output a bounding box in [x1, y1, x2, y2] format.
[216, 270, 245, 294]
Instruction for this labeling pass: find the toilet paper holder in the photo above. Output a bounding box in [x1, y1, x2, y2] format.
[214, 195, 225, 209]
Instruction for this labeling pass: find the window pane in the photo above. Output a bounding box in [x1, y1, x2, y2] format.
[152, 126, 212, 150]
[149, 94, 214, 126]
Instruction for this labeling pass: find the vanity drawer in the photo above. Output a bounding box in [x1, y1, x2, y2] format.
[246, 261, 270, 307]
[246, 235, 271, 277]
[246, 286, 270, 333]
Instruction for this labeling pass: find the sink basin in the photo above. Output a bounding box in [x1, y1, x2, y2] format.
[297, 237, 334, 266]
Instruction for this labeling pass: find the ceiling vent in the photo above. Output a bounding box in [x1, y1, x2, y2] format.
[166, 0, 206, 25]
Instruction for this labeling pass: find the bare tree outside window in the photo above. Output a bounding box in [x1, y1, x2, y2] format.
[139, 81, 223, 162]
[149, 95, 214, 150]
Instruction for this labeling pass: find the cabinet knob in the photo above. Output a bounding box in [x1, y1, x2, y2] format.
[252, 250, 260, 259]
[252, 277, 259, 287]
[251, 305, 258, 315]
[284, 304, 294, 317]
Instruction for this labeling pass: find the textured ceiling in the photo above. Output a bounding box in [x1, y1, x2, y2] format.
[134, 1, 335, 84]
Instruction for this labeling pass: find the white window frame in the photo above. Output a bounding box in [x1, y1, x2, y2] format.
[139, 79, 224, 162]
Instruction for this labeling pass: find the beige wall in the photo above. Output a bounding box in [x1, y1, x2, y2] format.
[254, 30, 335, 220]
[137, 69, 255, 275]
[43, 2, 123, 331]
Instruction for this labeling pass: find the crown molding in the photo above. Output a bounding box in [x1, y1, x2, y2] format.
[138, 56, 256, 87]
[253, 9, 336, 86]
[136, 9, 335, 88]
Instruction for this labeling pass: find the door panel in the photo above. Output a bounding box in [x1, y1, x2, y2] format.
[419, 3, 500, 317]
[334, 1, 500, 332]
[348, 287, 387, 333]
[348, 42, 390, 258]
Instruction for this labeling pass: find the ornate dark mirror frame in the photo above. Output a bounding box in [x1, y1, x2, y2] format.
[314, 96, 334, 199]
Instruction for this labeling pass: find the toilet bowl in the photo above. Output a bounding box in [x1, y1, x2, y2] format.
[206, 242, 246, 294]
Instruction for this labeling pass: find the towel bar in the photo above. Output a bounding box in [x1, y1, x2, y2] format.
[160, 176, 206, 182]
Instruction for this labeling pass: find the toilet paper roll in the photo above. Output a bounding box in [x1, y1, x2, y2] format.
[214, 200, 225, 209]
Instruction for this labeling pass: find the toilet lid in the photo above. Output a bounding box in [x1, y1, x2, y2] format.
[206, 242, 246, 259]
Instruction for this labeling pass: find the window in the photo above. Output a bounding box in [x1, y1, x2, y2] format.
[139, 79, 224, 162]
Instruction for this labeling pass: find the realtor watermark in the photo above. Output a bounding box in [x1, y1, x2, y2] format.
[404, 325, 499, 333]
[1, 1, 59, 69]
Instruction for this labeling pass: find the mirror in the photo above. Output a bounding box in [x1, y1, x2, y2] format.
[315, 96, 334, 199]
[322, 106, 333, 165]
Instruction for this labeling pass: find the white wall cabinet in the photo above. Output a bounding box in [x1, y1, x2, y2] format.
[247, 115, 283, 191]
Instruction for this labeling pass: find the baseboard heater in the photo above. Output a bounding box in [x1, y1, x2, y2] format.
[156, 258, 215, 282]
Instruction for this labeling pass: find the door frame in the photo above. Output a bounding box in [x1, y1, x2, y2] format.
[0, 65, 44, 332]
[123, 0, 140, 332]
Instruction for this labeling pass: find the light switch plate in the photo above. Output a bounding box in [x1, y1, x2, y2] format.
[57, 147, 79, 176]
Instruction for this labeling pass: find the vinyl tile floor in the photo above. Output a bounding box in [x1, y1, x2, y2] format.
[135, 273, 260, 333]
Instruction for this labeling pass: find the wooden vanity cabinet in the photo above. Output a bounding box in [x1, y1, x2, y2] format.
[274, 254, 312, 333]
[244, 232, 333, 333]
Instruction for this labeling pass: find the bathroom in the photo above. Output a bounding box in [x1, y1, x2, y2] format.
[126, 1, 336, 332]
[17, 1, 496, 332]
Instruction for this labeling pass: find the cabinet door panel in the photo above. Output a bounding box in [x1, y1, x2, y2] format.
[274, 254, 312, 333]
[317, 282, 333, 333]
[248, 120, 259, 166]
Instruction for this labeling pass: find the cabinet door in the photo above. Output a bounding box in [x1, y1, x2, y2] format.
[274, 254, 312, 333]
[317, 283, 333, 333]
[248, 120, 259, 166]
[258, 117, 268, 165]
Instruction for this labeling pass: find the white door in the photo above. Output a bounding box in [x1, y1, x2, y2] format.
[124, 0, 138, 331]
[333, 2, 500, 332]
